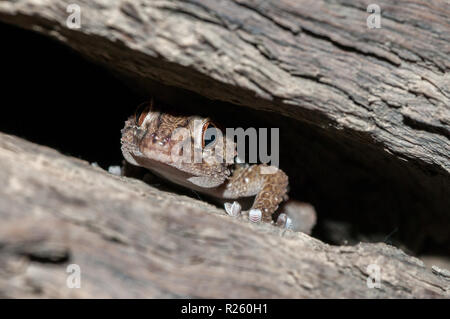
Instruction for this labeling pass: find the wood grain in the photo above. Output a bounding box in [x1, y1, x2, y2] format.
[0, 132, 448, 298]
[0, 0, 449, 297]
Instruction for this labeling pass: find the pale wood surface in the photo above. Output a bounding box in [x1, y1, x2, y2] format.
[0, 132, 448, 298]
[0, 0, 449, 298]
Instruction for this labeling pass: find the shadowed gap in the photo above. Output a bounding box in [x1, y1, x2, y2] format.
[0, 22, 449, 260]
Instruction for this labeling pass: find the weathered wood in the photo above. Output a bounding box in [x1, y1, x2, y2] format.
[0, 0, 449, 297]
[0, 0, 447, 168]
[0, 132, 448, 298]
[0, 1, 448, 251]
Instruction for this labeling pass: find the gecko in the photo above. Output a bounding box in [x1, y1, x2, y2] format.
[121, 100, 316, 231]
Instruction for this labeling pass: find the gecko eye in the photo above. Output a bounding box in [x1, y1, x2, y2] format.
[135, 102, 151, 127]
[202, 122, 219, 148]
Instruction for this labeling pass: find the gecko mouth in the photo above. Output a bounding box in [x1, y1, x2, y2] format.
[1, 20, 449, 263]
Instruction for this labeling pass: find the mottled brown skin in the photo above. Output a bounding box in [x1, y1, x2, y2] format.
[224, 164, 288, 222]
[121, 100, 289, 223]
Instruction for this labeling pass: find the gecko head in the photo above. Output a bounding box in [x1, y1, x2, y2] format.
[121, 100, 237, 187]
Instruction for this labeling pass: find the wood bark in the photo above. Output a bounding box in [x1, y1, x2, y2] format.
[0, 132, 449, 298]
[0, 1, 448, 250]
[0, 0, 449, 298]
[0, 0, 447, 169]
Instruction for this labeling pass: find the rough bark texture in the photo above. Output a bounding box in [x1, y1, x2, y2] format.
[0, 0, 449, 298]
[0, 0, 448, 252]
[0, 132, 449, 298]
[0, 0, 447, 167]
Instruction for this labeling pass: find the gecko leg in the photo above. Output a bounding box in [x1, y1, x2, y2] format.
[223, 164, 289, 223]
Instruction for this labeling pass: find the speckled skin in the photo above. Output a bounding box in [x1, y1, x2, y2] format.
[224, 164, 288, 222]
[121, 101, 289, 223]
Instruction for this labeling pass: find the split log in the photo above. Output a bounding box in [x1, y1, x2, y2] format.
[0, 0, 449, 298]
[0, 0, 447, 166]
[0, 0, 448, 251]
[0, 132, 448, 298]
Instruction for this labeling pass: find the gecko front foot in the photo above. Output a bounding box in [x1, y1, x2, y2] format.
[224, 164, 289, 223]
[276, 201, 317, 234]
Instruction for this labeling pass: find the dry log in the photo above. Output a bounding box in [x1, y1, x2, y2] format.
[0, 132, 448, 298]
[0, 0, 449, 298]
[0, 0, 447, 166]
[0, 0, 448, 251]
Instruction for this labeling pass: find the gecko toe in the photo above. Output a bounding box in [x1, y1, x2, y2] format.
[285, 216, 293, 230]
[249, 209, 262, 223]
[224, 201, 241, 217]
[276, 213, 293, 230]
[276, 213, 287, 226]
